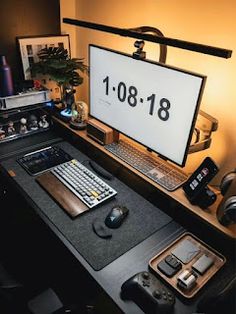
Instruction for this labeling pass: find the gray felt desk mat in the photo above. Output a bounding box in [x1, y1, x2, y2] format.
[2, 141, 172, 270]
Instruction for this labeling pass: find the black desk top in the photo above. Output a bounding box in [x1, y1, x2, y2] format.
[0, 133, 234, 314]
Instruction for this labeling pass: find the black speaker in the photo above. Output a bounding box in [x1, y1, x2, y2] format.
[218, 172, 236, 226]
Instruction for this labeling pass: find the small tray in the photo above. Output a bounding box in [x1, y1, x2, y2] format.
[149, 232, 226, 299]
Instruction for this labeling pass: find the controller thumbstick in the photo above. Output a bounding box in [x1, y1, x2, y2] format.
[153, 289, 162, 299]
[142, 272, 150, 280]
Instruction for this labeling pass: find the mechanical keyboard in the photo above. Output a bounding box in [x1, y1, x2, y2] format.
[17, 146, 73, 176]
[51, 159, 117, 208]
[105, 140, 188, 191]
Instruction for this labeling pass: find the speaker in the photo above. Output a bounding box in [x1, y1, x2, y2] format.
[87, 118, 119, 145]
[218, 172, 236, 226]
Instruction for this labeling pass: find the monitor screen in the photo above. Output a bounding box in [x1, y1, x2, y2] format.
[89, 45, 206, 167]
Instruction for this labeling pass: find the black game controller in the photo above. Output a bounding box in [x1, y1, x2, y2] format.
[121, 271, 175, 314]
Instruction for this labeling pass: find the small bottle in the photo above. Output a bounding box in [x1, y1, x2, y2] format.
[0, 55, 14, 97]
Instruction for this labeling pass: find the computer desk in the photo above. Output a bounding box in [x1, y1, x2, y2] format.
[52, 116, 236, 240]
[0, 122, 235, 314]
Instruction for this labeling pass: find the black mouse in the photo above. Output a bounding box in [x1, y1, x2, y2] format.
[105, 206, 129, 229]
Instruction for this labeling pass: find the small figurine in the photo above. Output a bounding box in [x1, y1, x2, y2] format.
[19, 117, 28, 134]
[69, 101, 88, 130]
[28, 114, 38, 131]
[0, 125, 5, 139]
[7, 120, 16, 136]
[61, 86, 76, 117]
[39, 114, 49, 129]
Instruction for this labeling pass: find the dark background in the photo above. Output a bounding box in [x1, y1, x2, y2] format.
[0, 0, 61, 82]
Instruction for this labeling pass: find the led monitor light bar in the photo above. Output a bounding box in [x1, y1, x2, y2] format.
[63, 18, 232, 59]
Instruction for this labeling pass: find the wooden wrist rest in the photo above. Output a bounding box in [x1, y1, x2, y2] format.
[36, 171, 88, 218]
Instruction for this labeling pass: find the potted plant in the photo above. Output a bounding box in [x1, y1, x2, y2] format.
[31, 46, 88, 117]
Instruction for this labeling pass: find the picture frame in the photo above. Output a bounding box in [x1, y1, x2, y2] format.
[17, 34, 70, 100]
[17, 34, 70, 80]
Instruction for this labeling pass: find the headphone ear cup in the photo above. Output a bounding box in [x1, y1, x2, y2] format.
[219, 196, 236, 226]
[218, 172, 236, 226]
[220, 171, 236, 195]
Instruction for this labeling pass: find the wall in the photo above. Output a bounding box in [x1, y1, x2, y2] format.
[60, 0, 77, 58]
[60, 0, 236, 182]
[0, 0, 61, 82]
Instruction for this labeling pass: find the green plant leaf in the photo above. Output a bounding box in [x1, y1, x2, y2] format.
[30, 46, 87, 87]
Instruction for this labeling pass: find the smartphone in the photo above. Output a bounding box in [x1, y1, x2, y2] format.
[183, 157, 219, 201]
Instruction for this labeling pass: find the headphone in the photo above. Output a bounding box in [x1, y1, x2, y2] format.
[218, 169, 236, 226]
[220, 169, 236, 195]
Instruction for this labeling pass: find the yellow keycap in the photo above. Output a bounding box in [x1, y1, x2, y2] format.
[91, 191, 99, 198]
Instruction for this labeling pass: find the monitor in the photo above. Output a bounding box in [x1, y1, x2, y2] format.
[89, 44, 206, 167]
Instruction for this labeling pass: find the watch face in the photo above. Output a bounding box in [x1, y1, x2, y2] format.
[183, 157, 218, 200]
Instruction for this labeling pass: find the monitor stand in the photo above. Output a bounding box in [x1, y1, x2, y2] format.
[188, 110, 218, 154]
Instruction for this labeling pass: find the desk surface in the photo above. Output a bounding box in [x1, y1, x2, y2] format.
[0, 129, 235, 314]
[52, 116, 236, 240]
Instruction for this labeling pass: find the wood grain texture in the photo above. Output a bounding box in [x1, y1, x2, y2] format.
[36, 171, 88, 218]
[149, 233, 226, 299]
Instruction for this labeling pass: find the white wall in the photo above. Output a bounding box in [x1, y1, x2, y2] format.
[60, 0, 236, 182]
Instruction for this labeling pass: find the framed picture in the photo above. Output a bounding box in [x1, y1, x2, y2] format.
[17, 34, 70, 100]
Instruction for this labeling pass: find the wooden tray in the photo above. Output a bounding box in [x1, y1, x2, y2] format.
[149, 232, 226, 299]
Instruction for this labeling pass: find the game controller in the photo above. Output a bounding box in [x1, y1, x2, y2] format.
[121, 271, 175, 314]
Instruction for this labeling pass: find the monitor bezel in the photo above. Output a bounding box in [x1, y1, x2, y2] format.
[89, 44, 207, 167]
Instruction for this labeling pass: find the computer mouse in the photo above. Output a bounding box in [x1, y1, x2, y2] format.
[105, 206, 129, 229]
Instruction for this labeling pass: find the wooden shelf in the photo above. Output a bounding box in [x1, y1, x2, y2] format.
[52, 115, 236, 239]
